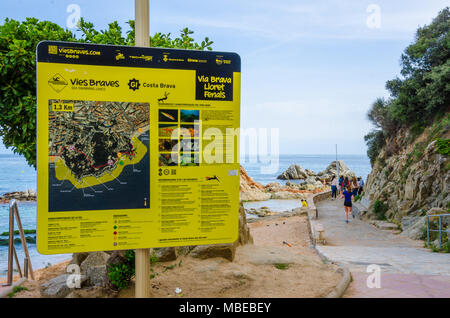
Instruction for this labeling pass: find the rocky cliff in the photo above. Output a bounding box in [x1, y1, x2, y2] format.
[363, 120, 449, 239]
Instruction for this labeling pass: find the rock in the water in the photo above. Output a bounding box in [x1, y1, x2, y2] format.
[87, 265, 108, 286]
[80, 252, 110, 274]
[41, 274, 87, 298]
[190, 243, 236, 262]
[318, 160, 355, 180]
[153, 247, 178, 262]
[277, 164, 308, 180]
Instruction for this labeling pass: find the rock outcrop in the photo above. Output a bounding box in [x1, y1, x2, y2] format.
[240, 165, 328, 202]
[318, 160, 356, 181]
[363, 125, 449, 240]
[277, 161, 356, 181]
[0, 189, 36, 203]
[239, 165, 271, 201]
[277, 164, 308, 180]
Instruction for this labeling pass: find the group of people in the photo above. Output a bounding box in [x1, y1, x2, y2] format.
[330, 175, 365, 224]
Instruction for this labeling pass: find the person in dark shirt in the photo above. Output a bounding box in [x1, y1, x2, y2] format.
[341, 185, 354, 223]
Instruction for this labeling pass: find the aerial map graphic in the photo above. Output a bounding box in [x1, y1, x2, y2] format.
[48, 99, 150, 212]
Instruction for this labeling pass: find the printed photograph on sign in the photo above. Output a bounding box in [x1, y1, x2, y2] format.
[48, 99, 150, 211]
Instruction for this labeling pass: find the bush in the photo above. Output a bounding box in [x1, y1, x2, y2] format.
[373, 200, 388, 220]
[436, 138, 450, 156]
[107, 250, 135, 290]
[365, 130, 385, 166]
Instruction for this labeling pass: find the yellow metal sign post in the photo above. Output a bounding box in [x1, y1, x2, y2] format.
[36, 1, 240, 299]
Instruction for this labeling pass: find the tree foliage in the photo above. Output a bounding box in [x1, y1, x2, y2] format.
[0, 18, 213, 167]
[365, 7, 450, 165]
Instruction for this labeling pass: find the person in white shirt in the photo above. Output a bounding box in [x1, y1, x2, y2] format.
[331, 176, 338, 199]
[357, 177, 364, 195]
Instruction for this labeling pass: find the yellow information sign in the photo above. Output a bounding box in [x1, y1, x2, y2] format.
[36, 41, 240, 254]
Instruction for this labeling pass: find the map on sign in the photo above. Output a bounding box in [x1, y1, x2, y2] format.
[48, 99, 150, 212]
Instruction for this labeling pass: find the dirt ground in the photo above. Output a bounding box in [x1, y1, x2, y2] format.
[7, 215, 341, 298]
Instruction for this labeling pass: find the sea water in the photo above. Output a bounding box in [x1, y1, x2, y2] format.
[0, 153, 371, 275]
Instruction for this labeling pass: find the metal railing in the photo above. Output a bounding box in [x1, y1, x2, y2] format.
[426, 213, 450, 248]
[3, 199, 34, 286]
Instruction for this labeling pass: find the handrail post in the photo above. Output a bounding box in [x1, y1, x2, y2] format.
[4, 200, 15, 286]
[426, 215, 430, 247]
[438, 215, 442, 248]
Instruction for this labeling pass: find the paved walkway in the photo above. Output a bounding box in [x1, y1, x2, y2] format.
[314, 199, 450, 298]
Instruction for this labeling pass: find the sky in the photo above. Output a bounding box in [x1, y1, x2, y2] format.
[0, 0, 448, 155]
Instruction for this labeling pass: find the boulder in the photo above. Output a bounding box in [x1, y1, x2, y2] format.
[190, 243, 236, 262]
[106, 250, 127, 268]
[318, 160, 355, 180]
[401, 216, 426, 240]
[277, 164, 308, 180]
[87, 265, 108, 286]
[153, 247, 178, 262]
[70, 252, 89, 266]
[80, 251, 110, 274]
[41, 274, 87, 298]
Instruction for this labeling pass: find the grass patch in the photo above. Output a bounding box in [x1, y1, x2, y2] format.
[274, 263, 289, 270]
[373, 200, 389, 220]
[7, 285, 28, 298]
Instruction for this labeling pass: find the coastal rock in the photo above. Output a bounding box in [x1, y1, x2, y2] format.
[190, 243, 236, 262]
[80, 252, 110, 274]
[239, 165, 271, 201]
[87, 265, 108, 286]
[364, 125, 449, 239]
[41, 274, 87, 298]
[0, 189, 37, 202]
[105, 250, 127, 267]
[70, 252, 89, 266]
[153, 247, 178, 262]
[277, 164, 308, 180]
[401, 216, 426, 240]
[270, 191, 307, 200]
[318, 160, 355, 180]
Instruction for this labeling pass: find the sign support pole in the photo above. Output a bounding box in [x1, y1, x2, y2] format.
[134, 0, 150, 298]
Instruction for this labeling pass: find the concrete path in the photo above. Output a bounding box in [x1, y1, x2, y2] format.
[314, 199, 450, 298]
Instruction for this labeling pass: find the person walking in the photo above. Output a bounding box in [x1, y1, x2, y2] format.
[338, 175, 344, 194]
[351, 176, 359, 197]
[341, 185, 354, 223]
[331, 176, 338, 200]
[358, 177, 364, 196]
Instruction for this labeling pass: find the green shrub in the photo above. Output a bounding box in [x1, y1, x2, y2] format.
[436, 138, 450, 156]
[107, 250, 135, 290]
[108, 262, 135, 290]
[373, 200, 388, 220]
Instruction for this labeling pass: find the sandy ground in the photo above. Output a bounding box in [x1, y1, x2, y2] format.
[7, 215, 341, 298]
[119, 215, 340, 298]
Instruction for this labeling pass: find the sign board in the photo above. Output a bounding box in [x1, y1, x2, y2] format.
[36, 41, 240, 254]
